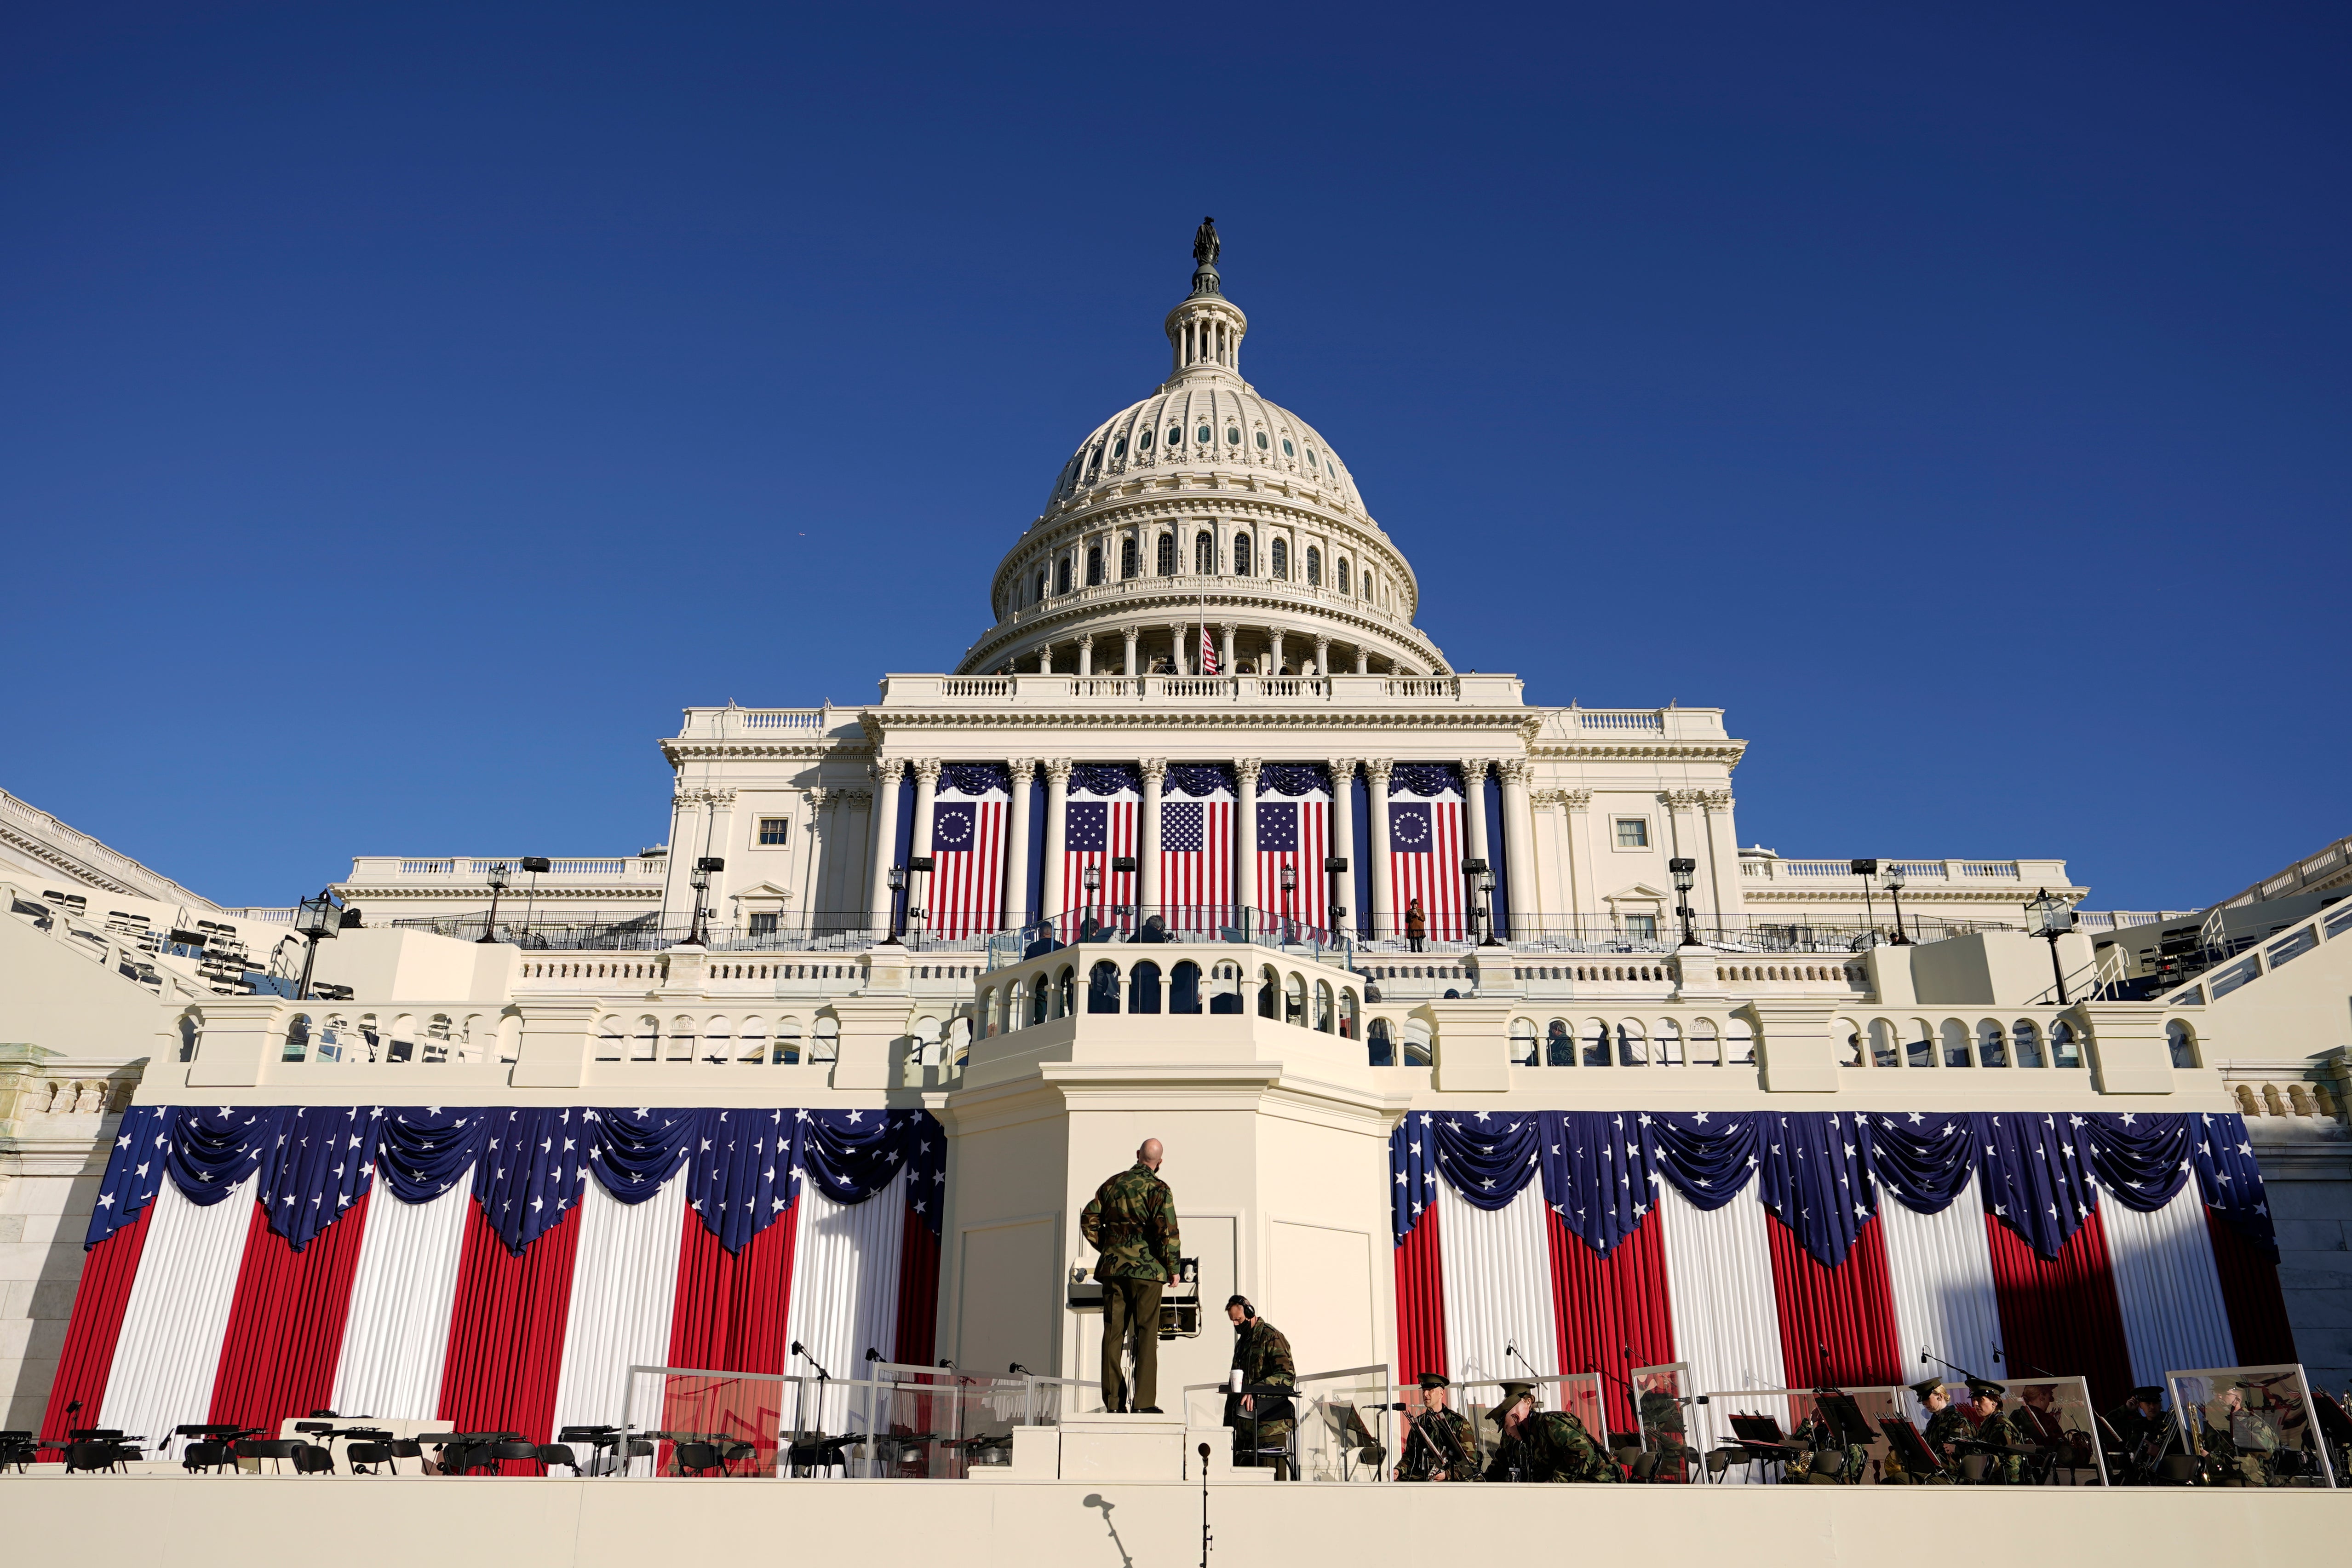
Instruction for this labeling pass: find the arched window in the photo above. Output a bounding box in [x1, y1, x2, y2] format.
[1657, 1019, 1684, 1065]
[978, 990, 997, 1039]
[1056, 965, 1076, 1018]
[1285, 973, 1307, 1026]
[668, 1015, 696, 1063]
[1510, 1017, 1537, 1066]
[2166, 1019, 2197, 1068]
[1315, 980, 1334, 1033]
[1086, 546, 1104, 586]
[1305, 546, 1321, 586]
[1270, 539, 1288, 579]
[2050, 1019, 2083, 1068]
[1120, 537, 1137, 579]
[1089, 960, 1121, 1013]
[283, 1013, 312, 1063]
[1259, 965, 1279, 1019]
[1233, 533, 1253, 575]
[1368, 1017, 1394, 1067]
[1033, 570, 1047, 604]
[1931, 1020, 1962, 1068]
[1581, 1018, 1610, 1067]
[1170, 960, 1202, 1014]
[776, 1018, 803, 1063]
[703, 1016, 732, 1065]
[1055, 556, 1072, 595]
[1868, 1019, 1898, 1068]
[1725, 1017, 1755, 1065]
[1362, 567, 1374, 599]
[811, 1017, 840, 1063]
[1545, 1018, 1573, 1066]
[1130, 961, 1162, 1014]
[2009, 1019, 2041, 1068]
[1210, 960, 1243, 1014]
[1195, 531, 1215, 574]
[1617, 1020, 1648, 1065]
[1340, 989, 1359, 1039]
[1690, 1019, 1721, 1066]
[1157, 533, 1176, 575]
[1337, 558, 1350, 594]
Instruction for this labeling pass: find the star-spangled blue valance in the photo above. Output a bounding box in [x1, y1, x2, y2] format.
[1256, 762, 1330, 798]
[1387, 763, 1462, 798]
[1069, 763, 1140, 797]
[1165, 763, 1235, 798]
[939, 762, 1011, 797]
[1388, 1109, 2275, 1265]
[86, 1104, 944, 1258]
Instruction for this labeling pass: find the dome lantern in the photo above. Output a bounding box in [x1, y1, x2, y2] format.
[1165, 216, 1247, 382]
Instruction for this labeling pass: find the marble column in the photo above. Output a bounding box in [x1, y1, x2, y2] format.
[1168, 623, 1188, 677]
[1219, 623, 1237, 679]
[867, 760, 904, 934]
[910, 759, 941, 930]
[1562, 789, 1595, 919]
[1004, 759, 1035, 930]
[1328, 758, 1357, 938]
[1077, 634, 1094, 678]
[1036, 643, 1053, 674]
[1139, 757, 1166, 915]
[1236, 758, 1262, 916]
[1269, 630, 1287, 674]
[1354, 647, 1370, 674]
[1314, 635, 1331, 678]
[1365, 759, 1394, 935]
[1124, 627, 1139, 678]
[1462, 759, 1493, 872]
[1499, 758, 1537, 935]
[1700, 790, 1740, 922]
[660, 787, 707, 924]
[1041, 758, 1073, 927]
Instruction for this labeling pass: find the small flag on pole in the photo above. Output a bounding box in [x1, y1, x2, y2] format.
[1199, 593, 1218, 675]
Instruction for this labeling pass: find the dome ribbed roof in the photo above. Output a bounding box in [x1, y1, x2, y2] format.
[1046, 384, 1364, 514]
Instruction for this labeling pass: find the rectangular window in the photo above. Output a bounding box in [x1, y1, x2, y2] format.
[758, 817, 789, 846]
[1614, 818, 1649, 849]
[749, 913, 778, 936]
[1625, 914, 1658, 940]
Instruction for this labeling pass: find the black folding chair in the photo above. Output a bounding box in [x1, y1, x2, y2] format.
[675, 1442, 726, 1477]
[536, 1444, 583, 1476]
[292, 1444, 335, 1476]
[346, 1442, 394, 1475]
[0, 1431, 39, 1474]
[238, 1438, 303, 1475]
[489, 1440, 544, 1474]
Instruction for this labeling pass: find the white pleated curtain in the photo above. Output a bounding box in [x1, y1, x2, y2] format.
[548, 1172, 688, 1471]
[783, 1167, 907, 1447]
[99, 1177, 256, 1449]
[2100, 1180, 2236, 1386]
[329, 1183, 470, 1420]
[1433, 1178, 1557, 1387]
[1877, 1186, 2003, 1408]
[1655, 1183, 1786, 1473]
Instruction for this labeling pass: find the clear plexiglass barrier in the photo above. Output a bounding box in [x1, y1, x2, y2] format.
[616, 1363, 1055, 1478]
[2168, 1364, 2339, 1488]
[1697, 1378, 2108, 1486]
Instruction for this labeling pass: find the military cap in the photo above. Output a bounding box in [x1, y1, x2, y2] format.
[1487, 1380, 1537, 1426]
[1416, 1372, 1450, 1391]
[1966, 1378, 2006, 1401]
[2128, 1387, 2165, 1406]
[1908, 1377, 1944, 1402]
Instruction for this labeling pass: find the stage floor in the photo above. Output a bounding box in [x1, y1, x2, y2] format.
[4, 1473, 2340, 1567]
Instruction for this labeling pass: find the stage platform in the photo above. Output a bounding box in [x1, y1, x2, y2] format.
[6, 1473, 2338, 1568]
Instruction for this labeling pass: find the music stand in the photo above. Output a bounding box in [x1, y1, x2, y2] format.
[1725, 1413, 1804, 1482]
[1812, 1392, 1876, 1453]
[1880, 1417, 1946, 1481]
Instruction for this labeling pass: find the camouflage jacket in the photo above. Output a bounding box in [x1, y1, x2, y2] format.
[1080, 1163, 1181, 1281]
[1922, 1405, 1971, 1461]
[1401, 1407, 1479, 1480]
[1231, 1317, 1296, 1392]
[1638, 1389, 1685, 1439]
[1972, 1409, 2028, 1484]
[1487, 1410, 1619, 1483]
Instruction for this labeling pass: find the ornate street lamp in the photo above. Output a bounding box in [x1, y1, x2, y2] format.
[1849, 858, 1880, 945]
[1459, 857, 1492, 945]
[2027, 887, 2077, 1003]
[907, 855, 936, 948]
[1279, 863, 1297, 935]
[1083, 863, 1102, 926]
[885, 864, 907, 944]
[686, 855, 724, 947]
[518, 856, 551, 946]
[1324, 854, 1349, 935]
[293, 888, 345, 1001]
[1669, 856, 1699, 947]
[1882, 862, 1911, 945]
[478, 863, 511, 944]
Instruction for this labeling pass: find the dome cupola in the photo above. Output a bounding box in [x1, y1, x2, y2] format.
[957, 224, 1446, 680]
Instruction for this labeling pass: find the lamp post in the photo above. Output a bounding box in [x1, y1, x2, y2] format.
[517, 856, 551, 947]
[1669, 857, 1699, 947]
[478, 863, 511, 944]
[1279, 863, 1297, 936]
[1882, 863, 1911, 945]
[2027, 887, 2077, 1003]
[1849, 858, 1880, 945]
[293, 888, 345, 1001]
[1324, 855, 1349, 939]
[906, 855, 935, 949]
[886, 865, 907, 944]
[686, 856, 724, 946]
[1459, 857, 1490, 945]
[1111, 855, 1137, 927]
[1476, 865, 1501, 946]
[1083, 864, 1102, 929]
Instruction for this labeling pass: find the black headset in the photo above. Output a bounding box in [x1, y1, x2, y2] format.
[1226, 1294, 1255, 1321]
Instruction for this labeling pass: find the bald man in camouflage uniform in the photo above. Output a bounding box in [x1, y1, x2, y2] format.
[1081, 1138, 1182, 1413]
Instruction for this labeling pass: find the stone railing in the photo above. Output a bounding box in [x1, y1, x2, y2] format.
[0, 787, 224, 911]
[0, 1045, 145, 1136]
[2220, 1051, 2350, 1137]
[872, 671, 1526, 707]
[345, 856, 666, 884]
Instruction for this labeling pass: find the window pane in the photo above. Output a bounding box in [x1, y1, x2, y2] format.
[758, 818, 789, 845]
[1615, 819, 1648, 848]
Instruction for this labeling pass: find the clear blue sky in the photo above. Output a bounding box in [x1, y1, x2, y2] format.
[4, 2, 2345, 912]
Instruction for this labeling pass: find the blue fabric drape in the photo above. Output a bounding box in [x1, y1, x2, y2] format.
[905, 1112, 947, 1236]
[585, 1106, 704, 1201]
[163, 1106, 279, 1205]
[2081, 1111, 2194, 1210]
[1862, 1111, 1979, 1214]
[1422, 1110, 1543, 1210]
[376, 1106, 492, 1203]
[2188, 1112, 2278, 1258]
[84, 1104, 171, 1248]
[1390, 1115, 1443, 1245]
[1537, 1112, 1653, 1256]
[258, 1105, 378, 1251]
[685, 1109, 801, 1254]
[1758, 1112, 1876, 1267]
[1644, 1111, 1761, 1211]
[473, 1107, 590, 1254]
[1977, 1112, 2100, 1259]
[799, 1108, 926, 1205]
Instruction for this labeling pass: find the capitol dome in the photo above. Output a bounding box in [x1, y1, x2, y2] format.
[957, 223, 1450, 679]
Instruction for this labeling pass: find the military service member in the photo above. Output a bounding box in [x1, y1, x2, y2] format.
[1484, 1381, 1620, 1483]
[1918, 1378, 1969, 1475]
[1964, 1379, 2028, 1484]
[2106, 1386, 2176, 1482]
[1225, 1295, 1298, 1476]
[1635, 1371, 1688, 1480]
[1399, 1373, 1479, 1482]
[2199, 1380, 2282, 1486]
[1081, 1138, 1182, 1414]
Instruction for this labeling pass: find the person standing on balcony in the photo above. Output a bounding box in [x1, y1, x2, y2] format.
[1081, 1138, 1181, 1413]
[1405, 898, 1427, 952]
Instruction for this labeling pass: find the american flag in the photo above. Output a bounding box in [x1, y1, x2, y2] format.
[1158, 794, 1233, 932]
[926, 789, 1006, 940]
[1198, 621, 1219, 676]
[1256, 790, 1330, 933]
[1064, 794, 1137, 935]
[1388, 788, 1465, 940]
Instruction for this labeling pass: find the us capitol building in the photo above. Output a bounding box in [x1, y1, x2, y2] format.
[0, 224, 2345, 1557]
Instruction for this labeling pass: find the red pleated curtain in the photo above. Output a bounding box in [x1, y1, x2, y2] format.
[1983, 1208, 2132, 1408]
[1767, 1214, 1903, 1389]
[1546, 1208, 1675, 1433]
[2203, 1208, 2298, 1366]
[39, 1203, 153, 1445]
[208, 1194, 372, 1433]
[664, 1206, 801, 1474]
[1393, 1206, 1447, 1388]
[895, 1207, 940, 1366]
[437, 1201, 583, 1472]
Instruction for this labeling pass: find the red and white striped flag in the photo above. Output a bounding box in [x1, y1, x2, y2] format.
[1063, 789, 1138, 936]
[1387, 772, 1466, 940]
[926, 782, 1007, 940]
[1157, 775, 1234, 933]
[1255, 767, 1331, 934]
[1198, 622, 1219, 676]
